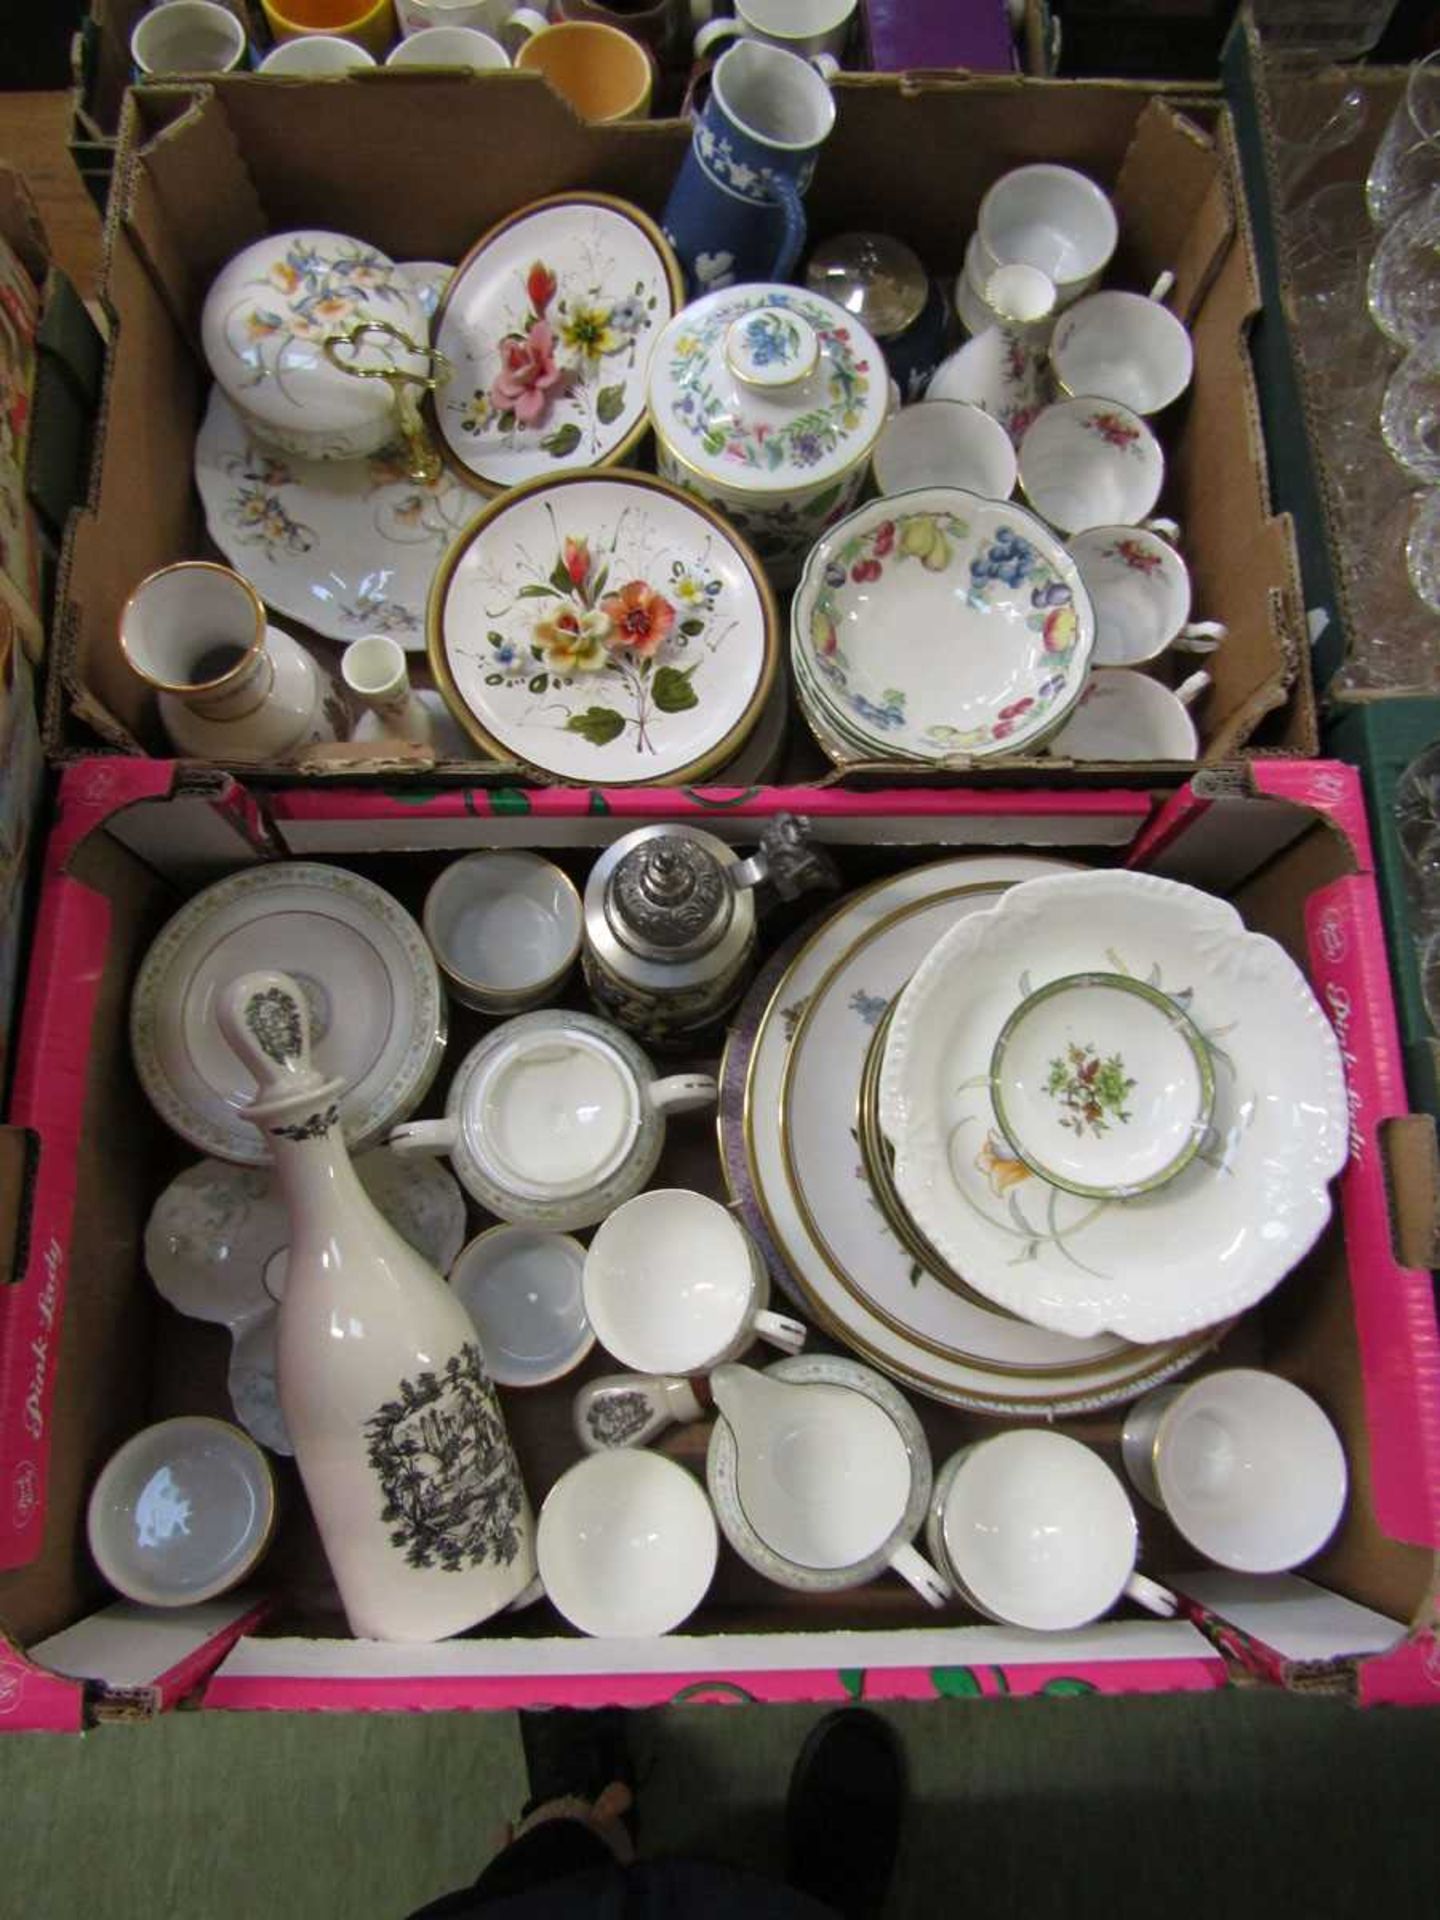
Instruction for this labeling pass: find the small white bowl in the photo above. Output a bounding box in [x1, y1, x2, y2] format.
[87, 1417, 276, 1607]
[537, 1451, 718, 1637]
[1051, 291, 1194, 417]
[450, 1225, 594, 1388]
[872, 400, 1018, 500]
[423, 851, 583, 1013]
[1018, 397, 1164, 535]
[258, 34, 376, 74]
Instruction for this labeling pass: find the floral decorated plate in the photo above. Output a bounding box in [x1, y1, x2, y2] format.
[717, 860, 1220, 1416]
[435, 193, 682, 494]
[431, 469, 778, 783]
[879, 871, 1350, 1343]
[146, 1147, 467, 1453]
[791, 487, 1094, 763]
[131, 862, 447, 1167]
[194, 387, 487, 648]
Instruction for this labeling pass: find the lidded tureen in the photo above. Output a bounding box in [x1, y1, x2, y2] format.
[646, 283, 889, 585]
[201, 229, 431, 462]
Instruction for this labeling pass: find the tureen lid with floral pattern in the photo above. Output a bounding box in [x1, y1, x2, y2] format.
[647, 283, 889, 497]
[201, 230, 429, 441]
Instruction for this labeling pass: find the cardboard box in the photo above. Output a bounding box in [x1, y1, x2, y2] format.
[52, 70, 1315, 781]
[0, 758, 1436, 1729]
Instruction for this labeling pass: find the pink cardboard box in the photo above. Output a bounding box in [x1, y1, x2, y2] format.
[1, 761, 1436, 1729]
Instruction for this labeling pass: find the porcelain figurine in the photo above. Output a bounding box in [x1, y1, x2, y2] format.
[581, 817, 836, 1049]
[218, 968, 536, 1642]
[647, 283, 890, 586]
[119, 561, 345, 763]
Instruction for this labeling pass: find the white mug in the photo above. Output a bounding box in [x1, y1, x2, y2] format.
[976, 164, 1119, 310]
[695, 0, 853, 69]
[927, 1430, 1177, 1632]
[1122, 1369, 1348, 1574]
[396, 0, 548, 42]
[131, 0, 247, 76]
[258, 33, 376, 72]
[1051, 282, 1194, 417]
[385, 24, 513, 64]
[1045, 667, 1210, 762]
[872, 399, 1018, 500]
[1070, 524, 1226, 667]
[583, 1188, 807, 1374]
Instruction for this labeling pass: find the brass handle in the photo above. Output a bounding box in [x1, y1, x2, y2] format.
[321, 320, 453, 486]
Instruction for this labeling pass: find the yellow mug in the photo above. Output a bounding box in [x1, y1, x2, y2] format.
[261, 0, 398, 59]
[516, 20, 653, 123]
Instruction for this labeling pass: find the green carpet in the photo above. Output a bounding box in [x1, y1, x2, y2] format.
[3, 1696, 1439, 1917]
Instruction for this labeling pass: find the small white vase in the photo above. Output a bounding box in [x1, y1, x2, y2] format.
[342, 633, 433, 745]
[218, 967, 537, 1643]
[121, 561, 344, 762]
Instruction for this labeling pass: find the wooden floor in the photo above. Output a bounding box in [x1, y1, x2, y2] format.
[0, 90, 103, 296]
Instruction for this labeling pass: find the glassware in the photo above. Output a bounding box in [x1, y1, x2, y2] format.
[1270, 84, 1369, 207]
[1367, 49, 1440, 227]
[1367, 189, 1440, 349]
[1393, 740, 1440, 867]
[1381, 336, 1440, 483]
[1252, 0, 1397, 61]
[1286, 181, 1376, 330]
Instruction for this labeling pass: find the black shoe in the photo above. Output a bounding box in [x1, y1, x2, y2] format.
[518, 1706, 636, 1834]
[785, 1708, 905, 1918]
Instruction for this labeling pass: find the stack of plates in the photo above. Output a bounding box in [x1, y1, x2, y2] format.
[719, 858, 1225, 1417]
[790, 488, 1094, 768]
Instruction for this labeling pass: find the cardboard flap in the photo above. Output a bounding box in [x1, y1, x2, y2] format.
[1113, 98, 1230, 317]
[1380, 1114, 1440, 1274]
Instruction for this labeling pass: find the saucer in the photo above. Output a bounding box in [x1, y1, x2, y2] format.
[131, 862, 447, 1166]
[449, 1226, 595, 1389]
[988, 970, 1215, 1198]
[791, 488, 1093, 763]
[435, 193, 682, 494]
[194, 386, 488, 648]
[146, 1146, 469, 1452]
[431, 469, 778, 783]
[879, 870, 1350, 1343]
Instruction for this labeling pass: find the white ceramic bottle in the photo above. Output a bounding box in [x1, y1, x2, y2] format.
[217, 967, 536, 1642]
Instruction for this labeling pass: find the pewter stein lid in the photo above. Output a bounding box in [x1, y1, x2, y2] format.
[599, 825, 747, 965]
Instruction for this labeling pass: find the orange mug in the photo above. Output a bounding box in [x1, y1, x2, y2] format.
[261, 0, 398, 59]
[516, 20, 654, 122]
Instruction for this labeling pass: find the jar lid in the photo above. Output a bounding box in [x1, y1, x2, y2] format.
[805, 233, 929, 341]
[200, 229, 429, 440]
[647, 283, 889, 497]
[604, 829, 735, 963]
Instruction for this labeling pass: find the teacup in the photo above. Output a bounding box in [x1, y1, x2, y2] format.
[259, 33, 376, 70]
[1017, 397, 1165, 535]
[976, 164, 1118, 309]
[662, 38, 836, 292]
[706, 1354, 950, 1606]
[1122, 1369, 1348, 1574]
[1051, 285, 1193, 417]
[262, 0, 396, 59]
[955, 251, 1058, 343]
[872, 400, 1017, 500]
[536, 1451, 718, 1637]
[989, 970, 1215, 1200]
[449, 1225, 594, 1388]
[583, 1188, 807, 1373]
[131, 1, 247, 77]
[1070, 524, 1226, 668]
[422, 850, 582, 1013]
[386, 24, 511, 64]
[1044, 667, 1209, 762]
[927, 1430, 1176, 1631]
[388, 1010, 716, 1230]
[926, 326, 1051, 448]
[695, 0, 854, 69]
[516, 20, 654, 121]
[397, 0, 548, 43]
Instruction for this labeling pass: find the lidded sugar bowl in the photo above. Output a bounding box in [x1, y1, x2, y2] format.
[646, 283, 889, 586]
[201, 229, 432, 462]
[582, 818, 836, 1049]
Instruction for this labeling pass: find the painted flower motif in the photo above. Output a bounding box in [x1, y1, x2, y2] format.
[244, 310, 283, 343]
[790, 430, 826, 469]
[976, 1131, 1032, 1196]
[490, 321, 565, 426]
[610, 295, 647, 334]
[601, 581, 676, 659]
[1087, 410, 1142, 453]
[458, 388, 491, 435]
[1042, 605, 1078, 654]
[558, 303, 620, 364]
[535, 607, 612, 673]
[1109, 537, 1163, 575]
[563, 535, 591, 590]
[526, 261, 557, 315]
